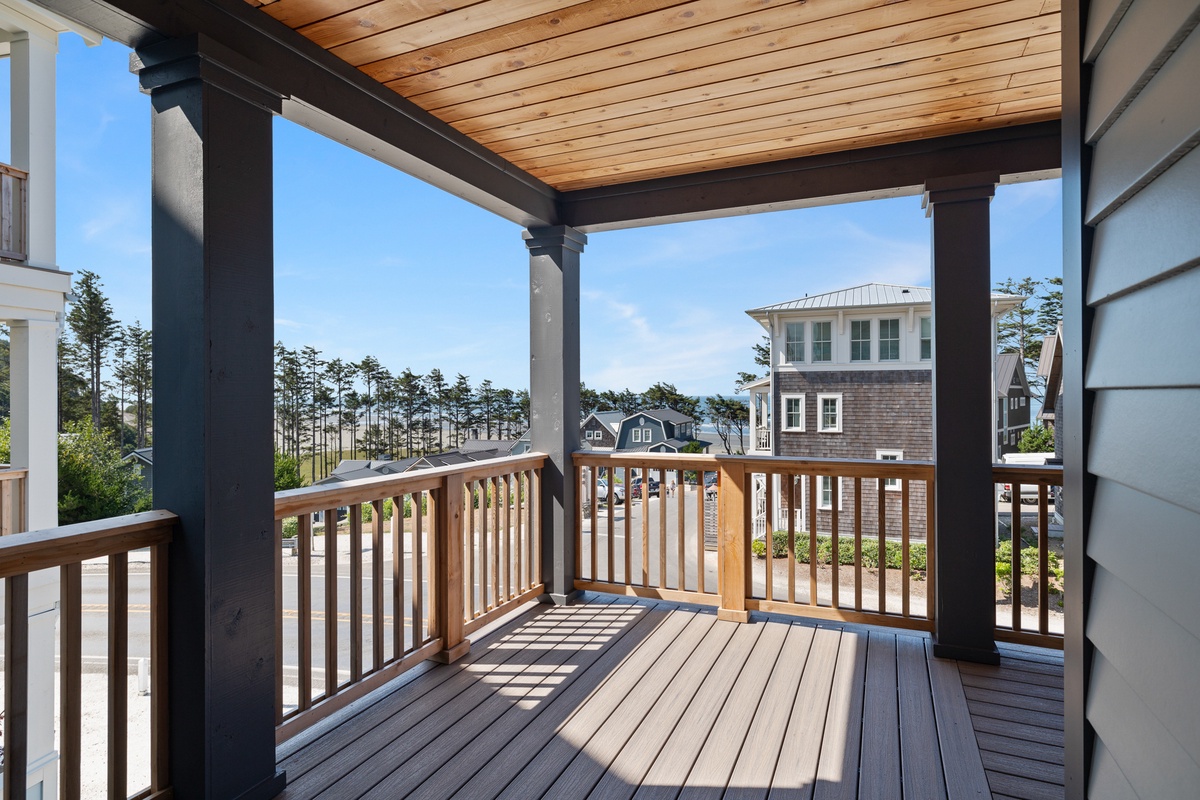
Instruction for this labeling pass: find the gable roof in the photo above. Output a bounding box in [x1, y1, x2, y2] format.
[584, 410, 625, 432]
[995, 352, 1031, 397]
[123, 447, 154, 466]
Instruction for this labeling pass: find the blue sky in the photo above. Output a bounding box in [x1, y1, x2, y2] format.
[4, 35, 1063, 397]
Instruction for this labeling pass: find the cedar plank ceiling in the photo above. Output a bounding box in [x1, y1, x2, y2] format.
[245, 0, 1062, 191]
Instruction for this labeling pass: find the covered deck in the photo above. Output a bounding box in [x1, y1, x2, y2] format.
[278, 594, 1064, 800]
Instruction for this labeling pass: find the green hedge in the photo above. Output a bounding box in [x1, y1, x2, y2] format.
[751, 530, 927, 572]
[995, 539, 1063, 594]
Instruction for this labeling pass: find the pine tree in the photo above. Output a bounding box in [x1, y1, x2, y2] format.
[66, 270, 119, 430]
[995, 277, 1048, 397]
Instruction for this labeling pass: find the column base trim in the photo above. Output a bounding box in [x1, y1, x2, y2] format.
[539, 590, 584, 606]
[431, 640, 471, 664]
[231, 770, 286, 800]
[717, 608, 750, 623]
[932, 639, 1001, 665]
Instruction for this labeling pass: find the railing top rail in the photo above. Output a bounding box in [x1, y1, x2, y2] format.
[573, 451, 720, 469]
[275, 452, 548, 519]
[573, 451, 937, 478]
[0, 467, 29, 481]
[992, 463, 1064, 483]
[0, 510, 175, 579]
[0, 162, 29, 180]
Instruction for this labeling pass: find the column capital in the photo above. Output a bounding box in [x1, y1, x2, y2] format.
[922, 172, 998, 215]
[523, 225, 587, 255]
[132, 33, 282, 115]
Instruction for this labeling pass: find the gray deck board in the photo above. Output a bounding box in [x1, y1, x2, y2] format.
[277, 596, 1065, 800]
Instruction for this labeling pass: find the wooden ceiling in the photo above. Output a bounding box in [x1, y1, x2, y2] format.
[245, 0, 1061, 192]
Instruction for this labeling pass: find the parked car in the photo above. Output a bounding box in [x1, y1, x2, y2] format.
[595, 478, 624, 504]
[628, 476, 660, 499]
[998, 482, 1051, 504]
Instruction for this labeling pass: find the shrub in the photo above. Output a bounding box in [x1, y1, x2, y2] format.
[751, 530, 927, 575]
[995, 539, 1064, 595]
[282, 516, 299, 539]
[58, 420, 149, 524]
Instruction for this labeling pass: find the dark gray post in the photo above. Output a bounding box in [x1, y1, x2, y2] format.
[924, 172, 1001, 665]
[525, 225, 586, 605]
[138, 36, 286, 799]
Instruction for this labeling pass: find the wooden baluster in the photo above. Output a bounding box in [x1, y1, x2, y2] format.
[60, 562, 83, 800]
[109, 552, 129, 800]
[764, 471, 774, 601]
[696, 467, 705, 594]
[350, 505, 364, 681]
[1011, 483, 1022, 632]
[533, 469, 542, 588]
[504, 473, 512, 600]
[676, 468, 685, 591]
[299, 513, 313, 710]
[480, 480, 490, 613]
[318, 510, 335, 698]
[588, 468, 598, 583]
[151, 541, 170, 792]
[786, 474, 796, 604]
[4, 573, 29, 800]
[641, 467, 650, 588]
[659, 466, 667, 589]
[808, 473, 818, 607]
[410, 493, 422, 649]
[624, 467, 633, 587]
[926, 479, 937, 622]
[830, 474, 840, 609]
[1038, 483, 1050, 635]
[516, 475, 525, 592]
[854, 477, 863, 612]
[274, 519, 284, 724]
[878, 476, 887, 615]
[607, 468, 616, 585]
[716, 462, 749, 623]
[490, 476, 500, 609]
[466, 481, 476, 618]
[0, 478, 11, 535]
[902, 479, 911, 619]
[433, 472, 469, 663]
[371, 499, 385, 672]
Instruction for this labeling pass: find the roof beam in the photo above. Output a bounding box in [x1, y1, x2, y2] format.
[561, 122, 1062, 232]
[38, 0, 562, 227]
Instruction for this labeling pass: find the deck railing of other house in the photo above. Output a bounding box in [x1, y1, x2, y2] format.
[755, 427, 770, 451]
[991, 463, 1065, 649]
[573, 453, 935, 632]
[272, 453, 545, 743]
[0, 510, 174, 800]
[0, 163, 27, 262]
[0, 468, 27, 535]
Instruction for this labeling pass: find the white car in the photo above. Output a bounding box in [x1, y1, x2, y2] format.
[595, 478, 625, 504]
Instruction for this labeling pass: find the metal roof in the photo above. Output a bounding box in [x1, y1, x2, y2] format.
[747, 283, 1027, 319]
[637, 408, 695, 425]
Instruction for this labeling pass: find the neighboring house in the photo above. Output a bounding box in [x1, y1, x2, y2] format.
[580, 410, 623, 449]
[1037, 322, 1063, 457]
[123, 447, 155, 494]
[995, 352, 1034, 455]
[745, 283, 1023, 537]
[613, 408, 708, 453]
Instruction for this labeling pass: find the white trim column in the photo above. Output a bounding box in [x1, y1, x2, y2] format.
[9, 26, 57, 269]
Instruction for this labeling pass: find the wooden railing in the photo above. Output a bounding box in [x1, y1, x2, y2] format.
[573, 453, 935, 632]
[992, 463, 1064, 648]
[755, 427, 771, 451]
[0, 468, 27, 535]
[0, 510, 174, 800]
[272, 453, 545, 742]
[0, 163, 27, 262]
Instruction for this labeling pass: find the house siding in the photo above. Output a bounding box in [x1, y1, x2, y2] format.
[1074, 2, 1200, 797]
[581, 416, 616, 449]
[773, 369, 932, 538]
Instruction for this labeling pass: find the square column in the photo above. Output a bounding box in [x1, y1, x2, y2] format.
[924, 173, 1001, 665]
[137, 36, 285, 800]
[525, 225, 585, 604]
[9, 29, 57, 269]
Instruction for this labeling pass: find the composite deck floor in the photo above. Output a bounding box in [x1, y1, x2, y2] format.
[277, 594, 1064, 800]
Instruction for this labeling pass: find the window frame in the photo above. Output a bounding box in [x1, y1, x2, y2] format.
[631, 428, 642, 444]
[817, 475, 844, 510]
[850, 319, 871, 362]
[876, 449, 903, 490]
[781, 393, 805, 431]
[817, 393, 843, 433]
[879, 318, 901, 361]
[919, 316, 932, 361]
[811, 320, 833, 363]
[784, 321, 805, 363]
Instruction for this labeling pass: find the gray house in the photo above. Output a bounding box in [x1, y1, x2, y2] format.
[996, 351, 1034, 455]
[613, 408, 707, 453]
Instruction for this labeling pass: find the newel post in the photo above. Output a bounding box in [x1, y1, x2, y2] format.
[717, 461, 750, 623]
[432, 471, 469, 663]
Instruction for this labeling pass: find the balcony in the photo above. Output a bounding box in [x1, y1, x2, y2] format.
[0, 452, 1064, 799]
[0, 163, 27, 263]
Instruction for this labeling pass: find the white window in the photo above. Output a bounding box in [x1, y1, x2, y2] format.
[782, 394, 805, 431]
[811, 321, 832, 363]
[1019, 396, 1026, 408]
[920, 316, 932, 360]
[785, 322, 805, 362]
[850, 320, 871, 361]
[879, 318, 900, 361]
[817, 394, 842, 433]
[818, 476, 844, 510]
[585, 429, 594, 440]
[631, 428, 641, 443]
[877, 449, 903, 490]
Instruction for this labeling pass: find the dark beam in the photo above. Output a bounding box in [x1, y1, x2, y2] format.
[926, 172, 1001, 666]
[562, 122, 1061, 232]
[45, 0, 560, 227]
[146, 38, 285, 800]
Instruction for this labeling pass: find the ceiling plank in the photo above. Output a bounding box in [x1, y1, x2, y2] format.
[296, 0, 480, 49]
[258, 0, 377, 30]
